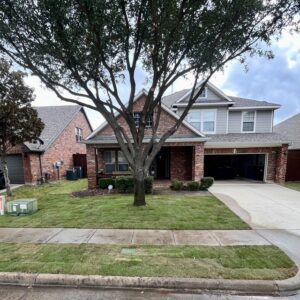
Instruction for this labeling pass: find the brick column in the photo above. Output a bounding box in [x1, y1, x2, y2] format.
[275, 144, 288, 184]
[192, 143, 204, 181]
[87, 145, 97, 189]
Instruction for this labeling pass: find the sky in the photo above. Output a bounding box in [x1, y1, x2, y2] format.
[25, 31, 300, 129]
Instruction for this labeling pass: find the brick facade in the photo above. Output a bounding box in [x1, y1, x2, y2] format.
[7, 109, 92, 184]
[86, 93, 288, 188]
[98, 95, 193, 138]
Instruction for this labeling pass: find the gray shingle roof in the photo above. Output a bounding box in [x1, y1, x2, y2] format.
[162, 89, 280, 108]
[162, 89, 189, 108]
[206, 133, 290, 147]
[24, 105, 83, 152]
[228, 96, 279, 108]
[274, 113, 300, 150]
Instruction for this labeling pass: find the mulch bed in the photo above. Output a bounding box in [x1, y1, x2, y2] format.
[72, 189, 116, 198]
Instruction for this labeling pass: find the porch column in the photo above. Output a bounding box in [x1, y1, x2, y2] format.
[275, 144, 288, 184]
[192, 143, 204, 181]
[87, 145, 97, 189]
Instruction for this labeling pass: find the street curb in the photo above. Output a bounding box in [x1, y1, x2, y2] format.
[0, 272, 299, 296]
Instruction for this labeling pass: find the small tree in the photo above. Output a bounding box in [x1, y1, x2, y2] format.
[0, 59, 44, 197]
[0, 1, 298, 205]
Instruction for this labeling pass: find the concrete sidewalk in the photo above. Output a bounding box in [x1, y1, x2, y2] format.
[0, 228, 270, 246]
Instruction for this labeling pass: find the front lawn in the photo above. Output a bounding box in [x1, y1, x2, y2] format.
[0, 243, 295, 280]
[285, 181, 300, 192]
[0, 180, 249, 229]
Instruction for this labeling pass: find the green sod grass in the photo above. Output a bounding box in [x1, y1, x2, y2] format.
[0, 180, 249, 229]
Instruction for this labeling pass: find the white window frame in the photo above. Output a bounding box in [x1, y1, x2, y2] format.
[75, 127, 83, 142]
[241, 111, 256, 133]
[187, 109, 216, 134]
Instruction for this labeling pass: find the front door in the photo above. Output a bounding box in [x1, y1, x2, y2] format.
[150, 148, 170, 179]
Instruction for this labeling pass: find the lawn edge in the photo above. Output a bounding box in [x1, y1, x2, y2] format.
[0, 271, 299, 296]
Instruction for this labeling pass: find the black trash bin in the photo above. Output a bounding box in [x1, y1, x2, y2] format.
[66, 169, 78, 181]
[74, 166, 83, 179]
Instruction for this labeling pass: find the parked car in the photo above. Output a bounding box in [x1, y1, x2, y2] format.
[0, 170, 5, 189]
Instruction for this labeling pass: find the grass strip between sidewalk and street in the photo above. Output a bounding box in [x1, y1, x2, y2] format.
[0, 180, 249, 230]
[0, 243, 296, 280]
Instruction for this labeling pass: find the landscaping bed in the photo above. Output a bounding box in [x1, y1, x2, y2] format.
[0, 243, 296, 280]
[0, 180, 249, 229]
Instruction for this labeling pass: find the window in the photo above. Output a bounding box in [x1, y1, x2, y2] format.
[242, 111, 255, 132]
[198, 87, 207, 98]
[133, 112, 141, 128]
[188, 111, 201, 131]
[103, 150, 129, 174]
[117, 151, 129, 171]
[75, 127, 83, 142]
[187, 109, 216, 133]
[133, 112, 153, 128]
[104, 150, 116, 174]
[202, 110, 215, 133]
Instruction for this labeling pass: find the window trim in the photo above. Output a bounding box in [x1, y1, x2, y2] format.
[133, 111, 153, 128]
[75, 127, 83, 142]
[241, 111, 256, 133]
[187, 109, 217, 134]
[103, 150, 129, 174]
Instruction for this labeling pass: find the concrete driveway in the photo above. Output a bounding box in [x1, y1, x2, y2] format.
[210, 181, 300, 267]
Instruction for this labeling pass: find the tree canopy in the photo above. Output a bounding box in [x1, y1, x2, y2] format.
[0, 59, 44, 196]
[0, 0, 298, 204]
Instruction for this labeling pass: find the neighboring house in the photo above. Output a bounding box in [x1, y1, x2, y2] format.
[84, 82, 289, 189]
[274, 113, 300, 181]
[1, 105, 92, 184]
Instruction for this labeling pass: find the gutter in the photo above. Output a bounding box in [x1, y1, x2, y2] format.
[83, 137, 209, 145]
[205, 142, 290, 148]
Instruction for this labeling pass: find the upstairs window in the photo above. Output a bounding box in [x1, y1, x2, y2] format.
[242, 111, 255, 132]
[187, 109, 216, 133]
[198, 87, 207, 98]
[202, 110, 215, 133]
[75, 127, 83, 142]
[133, 112, 153, 128]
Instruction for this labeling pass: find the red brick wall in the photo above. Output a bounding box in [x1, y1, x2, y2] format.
[170, 146, 193, 180]
[29, 110, 92, 183]
[204, 145, 288, 183]
[98, 94, 194, 137]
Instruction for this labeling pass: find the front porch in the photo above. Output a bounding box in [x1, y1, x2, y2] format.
[86, 143, 205, 189]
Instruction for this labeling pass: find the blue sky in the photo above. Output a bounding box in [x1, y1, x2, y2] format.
[27, 31, 300, 128]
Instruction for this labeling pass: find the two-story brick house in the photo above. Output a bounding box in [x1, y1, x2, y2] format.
[85, 82, 289, 189]
[1, 105, 92, 184]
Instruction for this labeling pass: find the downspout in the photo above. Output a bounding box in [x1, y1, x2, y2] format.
[38, 153, 43, 184]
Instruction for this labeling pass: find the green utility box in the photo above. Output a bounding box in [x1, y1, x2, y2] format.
[6, 198, 38, 215]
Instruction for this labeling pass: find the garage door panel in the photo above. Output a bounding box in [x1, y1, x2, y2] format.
[204, 154, 265, 181]
[0, 155, 25, 184]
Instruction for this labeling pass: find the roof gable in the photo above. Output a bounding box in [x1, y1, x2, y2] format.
[274, 112, 300, 149]
[87, 90, 205, 140]
[24, 105, 91, 152]
[176, 80, 233, 105]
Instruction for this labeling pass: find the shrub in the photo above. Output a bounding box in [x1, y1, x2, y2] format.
[99, 178, 115, 189]
[115, 176, 153, 194]
[171, 179, 184, 190]
[115, 176, 134, 193]
[145, 176, 154, 194]
[187, 181, 200, 191]
[200, 177, 214, 190]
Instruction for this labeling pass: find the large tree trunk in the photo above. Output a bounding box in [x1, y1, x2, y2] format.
[0, 155, 12, 197]
[133, 170, 146, 206]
